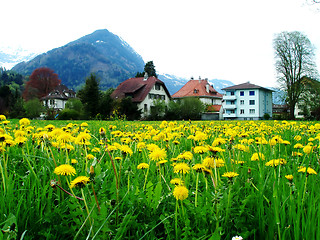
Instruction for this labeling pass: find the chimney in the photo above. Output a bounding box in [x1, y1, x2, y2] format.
[206, 83, 210, 93]
[143, 72, 148, 81]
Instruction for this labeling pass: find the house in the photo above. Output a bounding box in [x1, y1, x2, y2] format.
[110, 74, 171, 118]
[41, 84, 76, 110]
[222, 82, 273, 120]
[171, 78, 223, 119]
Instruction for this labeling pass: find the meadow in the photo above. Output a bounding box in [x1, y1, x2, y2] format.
[0, 117, 319, 239]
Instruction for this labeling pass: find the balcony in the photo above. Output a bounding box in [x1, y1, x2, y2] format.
[223, 104, 237, 109]
[223, 95, 237, 100]
[223, 113, 237, 118]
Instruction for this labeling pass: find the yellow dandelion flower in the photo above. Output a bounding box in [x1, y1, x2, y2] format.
[265, 158, 287, 167]
[149, 148, 166, 161]
[292, 151, 303, 157]
[222, 171, 239, 179]
[207, 146, 225, 153]
[285, 175, 293, 181]
[54, 164, 76, 176]
[174, 162, 190, 174]
[86, 154, 95, 160]
[146, 143, 160, 152]
[251, 153, 265, 161]
[0, 115, 6, 121]
[119, 145, 133, 155]
[194, 131, 208, 141]
[294, 143, 304, 149]
[19, 118, 30, 126]
[298, 166, 317, 175]
[173, 185, 188, 201]
[194, 146, 208, 154]
[192, 163, 205, 172]
[170, 178, 184, 186]
[294, 135, 302, 141]
[202, 157, 225, 168]
[71, 159, 78, 164]
[137, 142, 146, 150]
[70, 176, 90, 188]
[99, 127, 106, 135]
[137, 163, 149, 169]
[156, 160, 168, 166]
[303, 145, 313, 154]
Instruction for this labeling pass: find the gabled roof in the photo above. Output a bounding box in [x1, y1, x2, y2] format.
[222, 82, 273, 92]
[41, 84, 76, 100]
[110, 76, 171, 103]
[172, 79, 223, 98]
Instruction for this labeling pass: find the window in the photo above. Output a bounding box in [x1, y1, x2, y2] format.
[50, 99, 55, 105]
[240, 91, 244, 96]
[240, 100, 244, 105]
[230, 91, 235, 96]
[144, 104, 148, 112]
[155, 84, 161, 90]
[249, 100, 255, 105]
[249, 91, 255, 96]
[240, 109, 244, 114]
[250, 109, 255, 114]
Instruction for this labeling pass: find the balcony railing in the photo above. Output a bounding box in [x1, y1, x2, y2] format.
[223, 95, 237, 100]
[223, 104, 237, 109]
[223, 113, 237, 118]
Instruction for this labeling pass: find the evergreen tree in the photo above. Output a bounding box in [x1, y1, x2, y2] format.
[78, 73, 101, 119]
[135, 61, 157, 78]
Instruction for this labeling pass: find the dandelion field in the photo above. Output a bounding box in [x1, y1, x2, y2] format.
[1, 118, 320, 239]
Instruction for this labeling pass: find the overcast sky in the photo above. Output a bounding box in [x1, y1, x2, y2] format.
[2, 0, 320, 87]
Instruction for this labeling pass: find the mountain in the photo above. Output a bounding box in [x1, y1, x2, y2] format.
[12, 29, 145, 91]
[158, 74, 234, 95]
[0, 47, 38, 70]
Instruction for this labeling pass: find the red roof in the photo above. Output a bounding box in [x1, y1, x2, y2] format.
[110, 76, 171, 103]
[172, 79, 223, 98]
[208, 104, 222, 112]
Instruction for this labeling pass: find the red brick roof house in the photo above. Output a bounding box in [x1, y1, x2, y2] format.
[110, 74, 171, 118]
[41, 84, 76, 110]
[172, 78, 223, 119]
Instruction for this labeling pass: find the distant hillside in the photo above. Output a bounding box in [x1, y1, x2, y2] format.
[158, 74, 234, 95]
[12, 29, 145, 91]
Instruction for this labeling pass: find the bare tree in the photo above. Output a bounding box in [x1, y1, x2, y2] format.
[273, 31, 318, 119]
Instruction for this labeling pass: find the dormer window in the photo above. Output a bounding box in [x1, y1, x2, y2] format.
[194, 89, 199, 93]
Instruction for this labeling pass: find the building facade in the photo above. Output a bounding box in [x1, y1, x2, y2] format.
[222, 82, 273, 120]
[41, 84, 76, 110]
[110, 74, 171, 118]
[172, 78, 223, 119]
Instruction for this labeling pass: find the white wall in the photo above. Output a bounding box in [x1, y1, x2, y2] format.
[138, 84, 170, 118]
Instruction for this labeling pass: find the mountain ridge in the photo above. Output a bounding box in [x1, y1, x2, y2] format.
[12, 29, 145, 91]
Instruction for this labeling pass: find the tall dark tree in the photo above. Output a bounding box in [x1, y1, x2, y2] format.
[78, 73, 101, 119]
[23, 67, 61, 100]
[135, 61, 157, 78]
[273, 31, 318, 119]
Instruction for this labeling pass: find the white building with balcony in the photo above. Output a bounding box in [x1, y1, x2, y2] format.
[222, 82, 273, 120]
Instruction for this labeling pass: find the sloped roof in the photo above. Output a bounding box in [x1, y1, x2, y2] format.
[172, 79, 223, 98]
[210, 105, 222, 112]
[41, 84, 76, 100]
[222, 82, 273, 91]
[110, 76, 171, 103]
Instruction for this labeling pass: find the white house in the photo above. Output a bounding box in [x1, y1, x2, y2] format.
[172, 78, 223, 119]
[110, 74, 171, 118]
[41, 84, 76, 110]
[222, 82, 273, 120]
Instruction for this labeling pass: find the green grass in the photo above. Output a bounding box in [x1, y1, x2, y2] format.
[0, 119, 320, 239]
